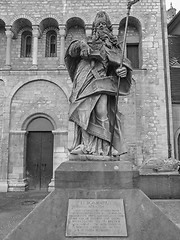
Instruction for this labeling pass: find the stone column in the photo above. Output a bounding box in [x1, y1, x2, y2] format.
[112, 24, 119, 37]
[59, 25, 66, 68]
[8, 131, 27, 191]
[48, 130, 68, 191]
[32, 25, 39, 69]
[85, 24, 92, 42]
[5, 26, 13, 69]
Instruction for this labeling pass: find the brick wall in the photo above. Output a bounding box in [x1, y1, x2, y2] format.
[10, 79, 68, 130]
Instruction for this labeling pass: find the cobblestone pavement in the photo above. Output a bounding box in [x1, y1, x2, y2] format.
[0, 192, 180, 240]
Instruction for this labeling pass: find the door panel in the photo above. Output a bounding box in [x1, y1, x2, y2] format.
[26, 131, 53, 190]
[178, 134, 180, 160]
[26, 132, 41, 190]
[41, 132, 53, 189]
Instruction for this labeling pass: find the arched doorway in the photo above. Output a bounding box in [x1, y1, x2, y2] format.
[26, 117, 54, 191]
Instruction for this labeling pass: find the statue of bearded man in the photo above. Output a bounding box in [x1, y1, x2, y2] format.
[65, 11, 132, 157]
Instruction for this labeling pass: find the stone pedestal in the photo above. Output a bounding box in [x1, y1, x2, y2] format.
[55, 160, 139, 189]
[4, 160, 180, 240]
[8, 179, 28, 192]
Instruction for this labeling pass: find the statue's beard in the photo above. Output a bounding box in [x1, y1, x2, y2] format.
[92, 28, 110, 41]
[92, 28, 117, 47]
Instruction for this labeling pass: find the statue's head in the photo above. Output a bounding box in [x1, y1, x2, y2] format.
[92, 11, 113, 34]
[91, 11, 117, 46]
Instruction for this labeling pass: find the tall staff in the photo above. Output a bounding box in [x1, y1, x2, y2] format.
[109, 0, 140, 156]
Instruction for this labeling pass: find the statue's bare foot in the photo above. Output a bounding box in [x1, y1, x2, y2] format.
[111, 148, 119, 156]
[70, 145, 85, 155]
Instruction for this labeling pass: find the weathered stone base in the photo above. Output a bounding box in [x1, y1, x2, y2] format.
[55, 161, 138, 189]
[0, 181, 8, 192]
[48, 178, 55, 192]
[8, 179, 28, 192]
[139, 172, 180, 199]
[4, 161, 180, 240]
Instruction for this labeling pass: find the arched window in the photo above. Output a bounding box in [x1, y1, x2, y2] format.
[46, 30, 57, 57]
[127, 43, 139, 69]
[21, 31, 32, 57]
[119, 17, 142, 69]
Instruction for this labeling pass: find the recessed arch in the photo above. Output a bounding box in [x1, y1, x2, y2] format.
[22, 113, 57, 131]
[39, 18, 59, 33]
[10, 80, 69, 131]
[119, 16, 142, 33]
[10, 14, 36, 26]
[38, 14, 59, 25]
[43, 27, 59, 35]
[119, 16, 142, 69]
[9, 78, 69, 104]
[27, 117, 54, 131]
[11, 18, 32, 38]
[65, 17, 86, 48]
[2, 77, 70, 134]
[66, 17, 85, 31]
[0, 19, 5, 31]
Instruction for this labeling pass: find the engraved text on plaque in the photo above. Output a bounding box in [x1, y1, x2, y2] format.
[66, 199, 127, 237]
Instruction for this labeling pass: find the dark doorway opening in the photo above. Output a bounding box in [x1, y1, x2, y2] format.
[26, 117, 54, 191]
[178, 134, 180, 161]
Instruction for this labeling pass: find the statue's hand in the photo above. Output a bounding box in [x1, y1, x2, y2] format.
[116, 66, 127, 78]
[80, 42, 91, 58]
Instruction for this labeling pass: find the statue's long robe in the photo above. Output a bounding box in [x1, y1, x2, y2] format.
[65, 40, 132, 155]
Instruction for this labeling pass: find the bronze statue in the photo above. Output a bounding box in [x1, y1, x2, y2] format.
[65, 11, 132, 157]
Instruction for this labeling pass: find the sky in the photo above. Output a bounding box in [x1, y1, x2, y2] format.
[166, 0, 180, 12]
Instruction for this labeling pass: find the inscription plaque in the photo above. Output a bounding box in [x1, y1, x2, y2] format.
[66, 199, 127, 237]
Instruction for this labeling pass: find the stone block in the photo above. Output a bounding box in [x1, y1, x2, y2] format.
[0, 181, 8, 192]
[55, 161, 139, 189]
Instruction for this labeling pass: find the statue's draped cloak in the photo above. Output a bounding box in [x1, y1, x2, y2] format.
[65, 40, 132, 155]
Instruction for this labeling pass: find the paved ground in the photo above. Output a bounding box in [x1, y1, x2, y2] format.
[0, 191, 48, 240]
[154, 199, 180, 229]
[0, 192, 180, 240]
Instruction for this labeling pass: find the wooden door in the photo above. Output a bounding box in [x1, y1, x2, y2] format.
[26, 131, 53, 190]
[178, 134, 180, 160]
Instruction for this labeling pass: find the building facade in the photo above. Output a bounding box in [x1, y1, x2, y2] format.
[168, 11, 180, 161]
[0, 0, 173, 191]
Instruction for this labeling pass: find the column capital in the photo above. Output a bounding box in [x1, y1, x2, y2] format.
[112, 24, 119, 36]
[59, 25, 66, 36]
[52, 130, 68, 135]
[32, 25, 40, 38]
[85, 24, 92, 37]
[5, 26, 14, 38]
[10, 130, 27, 135]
